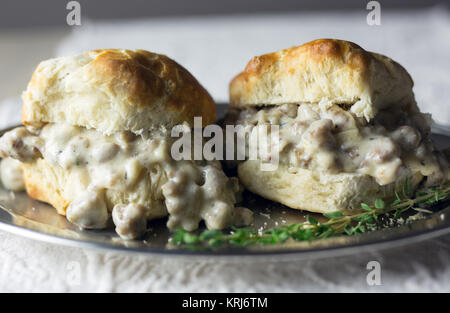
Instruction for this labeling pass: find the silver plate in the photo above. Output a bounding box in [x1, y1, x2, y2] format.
[0, 108, 449, 260]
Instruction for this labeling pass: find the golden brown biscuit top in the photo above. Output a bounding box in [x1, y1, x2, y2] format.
[22, 49, 216, 134]
[229, 39, 414, 120]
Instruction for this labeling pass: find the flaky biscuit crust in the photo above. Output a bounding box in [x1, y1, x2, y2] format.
[22, 49, 216, 134]
[238, 160, 423, 214]
[230, 39, 414, 120]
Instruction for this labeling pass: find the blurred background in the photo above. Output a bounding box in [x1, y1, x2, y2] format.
[0, 0, 449, 125]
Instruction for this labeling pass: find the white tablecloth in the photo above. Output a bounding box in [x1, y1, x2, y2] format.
[2, 229, 450, 292]
[1, 8, 450, 292]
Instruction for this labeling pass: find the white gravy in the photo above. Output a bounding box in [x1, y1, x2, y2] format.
[230, 103, 449, 186]
[0, 124, 252, 239]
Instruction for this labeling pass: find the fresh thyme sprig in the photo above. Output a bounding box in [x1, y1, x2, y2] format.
[170, 183, 450, 247]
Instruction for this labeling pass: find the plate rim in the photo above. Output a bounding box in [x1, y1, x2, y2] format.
[1, 202, 450, 261]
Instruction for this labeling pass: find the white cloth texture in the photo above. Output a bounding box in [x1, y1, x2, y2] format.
[0, 8, 450, 292]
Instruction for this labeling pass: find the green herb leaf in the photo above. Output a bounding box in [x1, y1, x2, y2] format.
[356, 213, 374, 224]
[374, 198, 385, 209]
[306, 215, 319, 225]
[183, 232, 199, 244]
[403, 178, 410, 198]
[323, 211, 344, 219]
[199, 230, 222, 241]
[361, 203, 373, 212]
